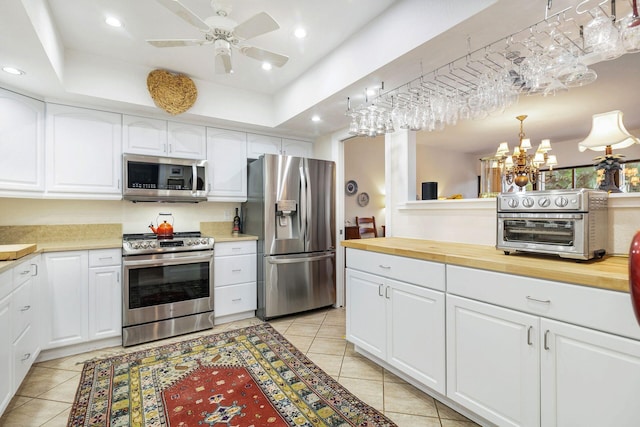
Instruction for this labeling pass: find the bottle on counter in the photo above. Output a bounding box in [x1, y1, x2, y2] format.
[232, 207, 241, 236]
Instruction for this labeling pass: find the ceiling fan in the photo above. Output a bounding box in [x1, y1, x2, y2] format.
[147, 0, 289, 74]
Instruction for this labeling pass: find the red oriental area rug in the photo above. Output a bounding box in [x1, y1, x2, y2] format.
[68, 323, 396, 426]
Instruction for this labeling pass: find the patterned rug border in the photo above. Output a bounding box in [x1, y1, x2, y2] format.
[69, 322, 397, 426]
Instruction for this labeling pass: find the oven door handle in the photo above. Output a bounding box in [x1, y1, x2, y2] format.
[124, 254, 213, 268]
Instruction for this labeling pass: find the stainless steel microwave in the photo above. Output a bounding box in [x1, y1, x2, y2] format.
[123, 154, 208, 202]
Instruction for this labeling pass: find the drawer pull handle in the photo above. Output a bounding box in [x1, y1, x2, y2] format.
[544, 330, 551, 350]
[527, 326, 533, 346]
[20, 269, 30, 276]
[378, 265, 391, 269]
[20, 305, 31, 312]
[32, 264, 38, 276]
[232, 247, 242, 250]
[21, 353, 31, 361]
[385, 286, 390, 299]
[99, 257, 112, 261]
[378, 284, 383, 297]
[232, 298, 242, 302]
[526, 296, 551, 304]
[232, 269, 242, 272]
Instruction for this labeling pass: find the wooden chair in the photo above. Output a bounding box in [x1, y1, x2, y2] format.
[355, 216, 377, 238]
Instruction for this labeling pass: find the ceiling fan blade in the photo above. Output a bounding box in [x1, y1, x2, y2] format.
[215, 53, 233, 74]
[233, 12, 279, 40]
[147, 39, 209, 47]
[241, 46, 289, 67]
[156, 0, 210, 32]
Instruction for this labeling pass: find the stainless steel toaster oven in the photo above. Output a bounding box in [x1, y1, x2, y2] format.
[496, 189, 608, 260]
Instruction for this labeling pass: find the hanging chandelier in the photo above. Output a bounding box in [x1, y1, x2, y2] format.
[495, 115, 558, 189]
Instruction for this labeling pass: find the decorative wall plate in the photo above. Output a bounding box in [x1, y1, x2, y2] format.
[345, 180, 358, 196]
[357, 192, 370, 207]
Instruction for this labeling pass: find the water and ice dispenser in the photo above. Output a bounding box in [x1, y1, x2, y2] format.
[275, 200, 298, 239]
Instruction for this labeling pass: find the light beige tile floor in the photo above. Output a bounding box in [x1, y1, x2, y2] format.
[0, 307, 480, 427]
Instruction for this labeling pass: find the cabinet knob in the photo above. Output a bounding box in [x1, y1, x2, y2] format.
[21, 353, 31, 362]
[20, 305, 31, 312]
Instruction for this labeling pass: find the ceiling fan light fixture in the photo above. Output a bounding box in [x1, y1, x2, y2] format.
[214, 39, 231, 56]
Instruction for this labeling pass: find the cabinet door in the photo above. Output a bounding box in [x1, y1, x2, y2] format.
[122, 115, 167, 156]
[167, 121, 206, 159]
[88, 265, 121, 340]
[43, 251, 88, 348]
[281, 138, 312, 158]
[0, 88, 45, 194]
[446, 294, 540, 427]
[345, 268, 386, 359]
[247, 133, 281, 159]
[206, 128, 247, 200]
[45, 104, 122, 198]
[541, 318, 640, 427]
[387, 279, 445, 394]
[0, 293, 12, 415]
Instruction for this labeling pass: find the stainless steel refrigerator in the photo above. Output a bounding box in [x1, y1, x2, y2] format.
[244, 154, 336, 320]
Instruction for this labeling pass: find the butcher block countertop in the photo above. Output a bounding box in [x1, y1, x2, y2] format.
[342, 237, 630, 293]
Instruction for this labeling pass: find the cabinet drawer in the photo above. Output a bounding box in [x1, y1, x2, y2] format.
[12, 260, 34, 288]
[13, 324, 38, 390]
[346, 248, 445, 291]
[214, 254, 256, 286]
[89, 249, 121, 267]
[12, 280, 34, 342]
[215, 282, 257, 317]
[0, 269, 11, 300]
[447, 265, 640, 341]
[215, 241, 256, 257]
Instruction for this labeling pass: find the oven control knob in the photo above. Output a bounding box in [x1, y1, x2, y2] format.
[522, 197, 535, 208]
[555, 196, 569, 207]
[200, 238, 208, 245]
[538, 197, 551, 207]
[132, 242, 141, 249]
[149, 241, 157, 248]
[507, 198, 519, 208]
[186, 240, 193, 246]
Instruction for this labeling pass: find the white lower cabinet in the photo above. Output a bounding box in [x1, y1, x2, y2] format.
[43, 249, 121, 349]
[213, 241, 257, 323]
[345, 248, 446, 394]
[0, 255, 41, 417]
[447, 264, 640, 427]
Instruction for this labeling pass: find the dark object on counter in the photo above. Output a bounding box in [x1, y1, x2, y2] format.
[630, 230, 640, 326]
[232, 207, 242, 236]
[422, 182, 438, 200]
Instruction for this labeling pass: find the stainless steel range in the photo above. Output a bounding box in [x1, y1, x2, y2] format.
[121, 232, 214, 346]
[496, 189, 608, 260]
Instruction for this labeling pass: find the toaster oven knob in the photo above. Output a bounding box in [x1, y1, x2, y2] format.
[555, 196, 569, 207]
[538, 196, 551, 207]
[508, 198, 519, 208]
[522, 197, 535, 208]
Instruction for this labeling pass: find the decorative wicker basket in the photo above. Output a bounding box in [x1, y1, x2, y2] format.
[147, 69, 197, 115]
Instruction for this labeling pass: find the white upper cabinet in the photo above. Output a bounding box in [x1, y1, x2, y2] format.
[0, 88, 45, 196]
[247, 133, 282, 159]
[167, 121, 206, 159]
[122, 115, 168, 156]
[123, 117, 205, 159]
[45, 104, 122, 199]
[282, 138, 313, 158]
[206, 127, 247, 201]
[247, 134, 313, 159]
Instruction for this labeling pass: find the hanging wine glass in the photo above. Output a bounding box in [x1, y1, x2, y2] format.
[621, 0, 640, 52]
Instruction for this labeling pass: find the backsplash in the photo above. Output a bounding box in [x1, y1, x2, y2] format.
[0, 224, 122, 244]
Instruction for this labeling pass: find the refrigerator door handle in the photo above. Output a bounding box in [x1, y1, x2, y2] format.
[299, 164, 308, 247]
[267, 253, 334, 264]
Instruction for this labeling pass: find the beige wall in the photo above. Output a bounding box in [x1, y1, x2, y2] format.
[0, 198, 239, 235]
[344, 135, 386, 234]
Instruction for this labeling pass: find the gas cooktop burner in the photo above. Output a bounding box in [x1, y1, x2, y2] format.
[122, 231, 214, 255]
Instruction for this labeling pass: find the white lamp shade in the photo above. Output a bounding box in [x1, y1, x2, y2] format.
[546, 154, 558, 167]
[538, 139, 552, 152]
[504, 156, 514, 167]
[513, 146, 521, 156]
[578, 110, 640, 152]
[520, 138, 532, 150]
[533, 152, 545, 164]
[496, 142, 510, 156]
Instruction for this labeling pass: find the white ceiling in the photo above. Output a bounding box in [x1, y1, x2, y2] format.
[1, 0, 638, 156]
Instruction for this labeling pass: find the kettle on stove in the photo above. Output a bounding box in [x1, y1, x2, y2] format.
[149, 213, 174, 237]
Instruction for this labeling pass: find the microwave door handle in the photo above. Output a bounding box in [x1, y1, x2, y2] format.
[192, 163, 197, 195]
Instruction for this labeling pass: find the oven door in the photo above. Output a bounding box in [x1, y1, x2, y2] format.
[497, 212, 587, 258]
[123, 250, 214, 327]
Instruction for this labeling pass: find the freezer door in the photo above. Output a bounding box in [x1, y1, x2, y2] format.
[259, 251, 336, 319]
[303, 158, 336, 253]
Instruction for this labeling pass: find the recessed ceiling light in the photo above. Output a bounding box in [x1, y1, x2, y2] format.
[294, 27, 307, 39]
[311, 115, 321, 122]
[105, 16, 123, 27]
[261, 62, 272, 71]
[2, 66, 25, 75]
[366, 88, 377, 96]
